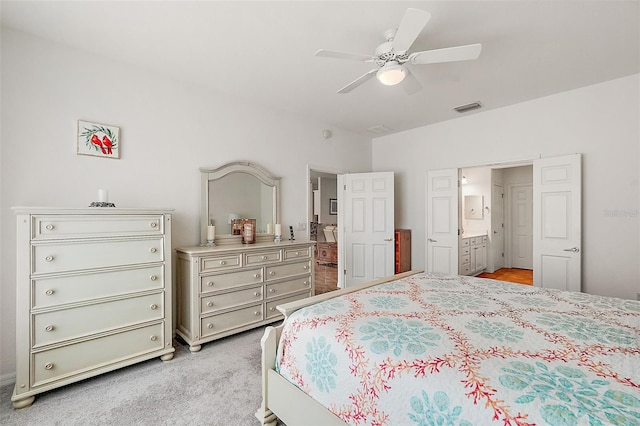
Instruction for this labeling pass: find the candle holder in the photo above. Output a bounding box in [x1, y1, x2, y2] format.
[274, 234, 282, 242]
[206, 239, 216, 247]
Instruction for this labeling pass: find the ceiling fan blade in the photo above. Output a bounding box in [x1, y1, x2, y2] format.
[315, 49, 374, 62]
[401, 68, 422, 95]
[392, 8, 431, 54]
[337, 69, 378, 94]
[409, 43, 482, 65]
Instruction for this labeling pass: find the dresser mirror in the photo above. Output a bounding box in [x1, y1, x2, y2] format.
[201, 161, 280, 245]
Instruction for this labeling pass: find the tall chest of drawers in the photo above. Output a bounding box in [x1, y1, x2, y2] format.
[176, 241, 315, 352]
[11, 207, 174, 409]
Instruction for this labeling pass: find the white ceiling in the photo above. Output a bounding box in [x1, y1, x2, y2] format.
[2, 1, 639, 137]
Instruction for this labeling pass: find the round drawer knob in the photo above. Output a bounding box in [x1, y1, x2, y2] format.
[207, 323, 214, 329]
[304, 281, 309, 286]
[269, 271, 276, 276]
[45, 224, 54, 230]
[207, 281, 214, 287]
[45, 325, 54, 332]
[149, 247, 157, 253]
[45, 256, 54, 262]
[220, 260, 226, 265]
[150, 304, 158, 310]
[254, 292, 260, 297]
[150, 275, 158, 281]
[44, 363, 54, 370]
[261, 255, 268, 260]
[254, 311, 261, 316]
[150, 222, 158, 228]
[270, 307, 276, 312]
[303, 265, 309, 270]
[254, 273, 261, 279]
[150, 335, 157, 341]
[207, 301, 213, 307]
[295, 251, 300, 256]
[45, 289, 54, 296]
[269, 288, 275, 293]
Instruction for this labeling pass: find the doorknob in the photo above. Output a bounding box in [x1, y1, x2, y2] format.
[563, 247, 580, 253]
[384, 237, 393, 241]
[428, 238, 438, 243]
[493, 230, 498, 234]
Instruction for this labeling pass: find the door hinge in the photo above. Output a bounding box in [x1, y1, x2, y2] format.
[343, 269, 347, 275]
[501, 252, 504, 257]
[344, 184, 346, 190]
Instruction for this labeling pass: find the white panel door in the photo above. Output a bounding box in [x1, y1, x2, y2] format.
[491, 184, 505, 271]
[510, 184, 533, 269]
[533, 154, 582, 291]
[342, 172, 395, 287]
[426, 169, 459, 274]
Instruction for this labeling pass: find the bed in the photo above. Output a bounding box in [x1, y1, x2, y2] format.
[255, 271, 640, 426]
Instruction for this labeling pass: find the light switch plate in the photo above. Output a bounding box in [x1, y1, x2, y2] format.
[296, 222, 307, 231]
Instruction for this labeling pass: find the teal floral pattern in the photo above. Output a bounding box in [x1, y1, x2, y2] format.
[360, 318, 440, 356]
[466, 319, 524, 343]
[369, 295, 408, 310]
[305, 336, 338, 393]
[426, 293, 489, 310]
[537, 314, 636, 345]
[304, 299, 346, 316]
[409, 390, 472, 426]
[499, 361, 640, 425]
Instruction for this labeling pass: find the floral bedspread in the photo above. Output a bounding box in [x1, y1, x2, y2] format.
[275, 273, 640, 425]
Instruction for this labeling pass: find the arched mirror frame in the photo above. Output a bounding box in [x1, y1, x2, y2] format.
[201, 161, 281, 245]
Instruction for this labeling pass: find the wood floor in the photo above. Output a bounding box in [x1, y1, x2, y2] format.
[476, 268, 533, 285]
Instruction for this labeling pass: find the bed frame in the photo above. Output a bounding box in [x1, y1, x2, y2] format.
[254, 270, 422, 426]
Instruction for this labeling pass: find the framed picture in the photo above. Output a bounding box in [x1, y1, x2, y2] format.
[77, 120, 120, 158]
[329, 198, 338, 215]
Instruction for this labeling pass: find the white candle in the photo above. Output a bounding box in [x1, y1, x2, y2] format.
[98, 189, 108, 202]
[274, 223, 282, 236]
[207, 225, 215, 240]
[267, 223, 273, 234]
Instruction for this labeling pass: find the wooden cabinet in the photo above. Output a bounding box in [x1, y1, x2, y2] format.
[11, 207, 174, 409]
[316, 242, 338, 265]
[395, 229, 411, 274]
[176, 241, 315, 352]
[460, 235, 488, 276]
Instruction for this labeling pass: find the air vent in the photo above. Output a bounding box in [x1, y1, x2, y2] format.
[366, 124, 393, 134]
[453, 102, 482, 113]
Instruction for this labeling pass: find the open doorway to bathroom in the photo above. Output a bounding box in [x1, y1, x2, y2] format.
[309, 168, 340, 294]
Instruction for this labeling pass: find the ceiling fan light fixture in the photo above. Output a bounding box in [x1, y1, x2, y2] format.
[376, 62, 406, 86]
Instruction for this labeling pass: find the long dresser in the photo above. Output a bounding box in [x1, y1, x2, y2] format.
[11, 207, 174, 409]
[176, 241, 315, 352]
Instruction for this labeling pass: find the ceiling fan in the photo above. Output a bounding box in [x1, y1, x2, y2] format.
[315, 8, 482, 94]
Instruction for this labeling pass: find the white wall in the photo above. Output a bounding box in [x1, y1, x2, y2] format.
[0, 29, 372, 382]
[373, 74, 640, 300]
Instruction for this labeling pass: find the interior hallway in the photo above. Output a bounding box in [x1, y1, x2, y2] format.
[476, 268, 533, 285]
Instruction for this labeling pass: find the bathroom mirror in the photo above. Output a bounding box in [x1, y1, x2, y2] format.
[464, 195, 484, 219]
[201, 162, 280, 245]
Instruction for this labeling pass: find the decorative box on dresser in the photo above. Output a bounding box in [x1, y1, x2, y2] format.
[11, 207, 174, 409]
[176, 240, 315, 352]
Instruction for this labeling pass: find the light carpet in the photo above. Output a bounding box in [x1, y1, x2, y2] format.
[1, 327, 267, 425]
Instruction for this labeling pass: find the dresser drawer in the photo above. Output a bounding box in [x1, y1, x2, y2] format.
[460, 264, 472, 275]
[265, 261, 311, 281]
[32, 237, 164, 275]
[32, 215, 164, 240]
[201, 286, 263, 314]
[284, 247, 312, 260]
[32, 265, 164, 309]
[201, 254, 241, 271]
[460, 246, 470, 256]
[200, 304, 263, 338]
[33, 293, 164, 347]
[265, 293, 310, 319]
[460, 254, 471, 265]
[200, 268, 262, 293]
[265, 276, 312, 299]
[245, 250, 281, 265]
[32, 323, 164, 388]
[461, 238, 471, 247]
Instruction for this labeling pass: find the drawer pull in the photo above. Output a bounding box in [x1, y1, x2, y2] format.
[270, 307, 276, 312]
[44, 363, 54, 370]
[45, 256, 54, 262]
[150, 304, 158, 310]
[150, 275, 158, 281]
[207, 301, 213, 307]
[207, 323, 214, 329]
[207, 281, 214, 287]
[254, 273, 261, 279]
[254, 292, 260, 297]
[45, 289, 54, 296]
[295, 251, 300, 256]
[150, 247, 157, 253]
[304, 281, 310, 286]
[150, 335, 157, 341]
[219, 260, 227, 265]
[269, 288, 275, 293]
[303, 265, 309, 270]
[269, 271, 276, 276]
[45, 325, 54, 332]
[254, 311, 261, 316]
[261, 255, 268, 260]
[150, 222, 158, 228]
[45, 224, 54, 231]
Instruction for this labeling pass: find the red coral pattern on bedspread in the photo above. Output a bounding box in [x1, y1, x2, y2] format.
[276, 273, 640, 425]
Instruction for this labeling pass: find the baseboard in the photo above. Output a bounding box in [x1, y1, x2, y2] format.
[1, 372, 16, 388]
